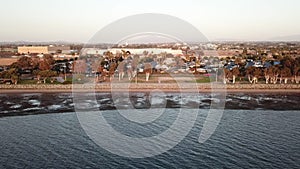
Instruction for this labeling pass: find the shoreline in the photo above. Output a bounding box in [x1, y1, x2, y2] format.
[0, 83, 300, 93]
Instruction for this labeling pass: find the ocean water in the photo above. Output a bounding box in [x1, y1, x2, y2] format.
[0, 92, 299, 116]
[0, 93, 299, 168]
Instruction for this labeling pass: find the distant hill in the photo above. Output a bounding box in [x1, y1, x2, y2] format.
[0, 41, 84, 45]
[211, 38, 244, 42]
[269, 34, 300, 41]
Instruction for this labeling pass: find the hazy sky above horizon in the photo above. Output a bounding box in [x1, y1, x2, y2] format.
[1, 0, 300, 42]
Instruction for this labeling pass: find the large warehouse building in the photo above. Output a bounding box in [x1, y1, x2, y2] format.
[18, 46, 70, 54]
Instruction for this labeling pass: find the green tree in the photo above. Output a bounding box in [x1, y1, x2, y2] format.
[223, 68, 231, 84]
[39, 54, 55, 71]
[37, 70, 57, 84]
[246, 66, 261, 84]
[0, 68, 19, 84]
[231, 67, 240, 84]
[16, 56, 33, 69]
[279, 67, 292, 84]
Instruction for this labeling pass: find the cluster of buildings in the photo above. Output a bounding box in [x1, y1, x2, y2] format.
[0, 42, 299, 79]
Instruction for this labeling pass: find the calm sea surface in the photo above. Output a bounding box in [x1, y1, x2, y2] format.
[0, 93, 299, 168]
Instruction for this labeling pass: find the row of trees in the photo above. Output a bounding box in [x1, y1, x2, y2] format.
[224, 57, 300, 84]
[0, 55, 59, 84]
[1, 52, 300, 85]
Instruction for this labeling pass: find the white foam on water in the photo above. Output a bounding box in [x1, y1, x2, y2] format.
[150, 97, 165, 105]
[10, 104, 22, 109]
[211, 98, 220, 103]
[1, 110, 9, 114]
[134, 102, 145, 108]
[28, 100, 41, 106]
[76, 102, 99, 110]
[136, 93, 145, 97]
[226, 98, 233, 102]
[22, 93, 40, 97]
[237, 96, 251, 100]
[137, 98, 146, 102]
[100, 98, 111, 102]
[85, 100, 98, 104]
[4, 101, 14, 105]
[48, 105, 62, 110]
[23, 107, 42, 111]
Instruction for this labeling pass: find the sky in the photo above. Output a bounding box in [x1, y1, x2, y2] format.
[0, 0, 300, 42]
